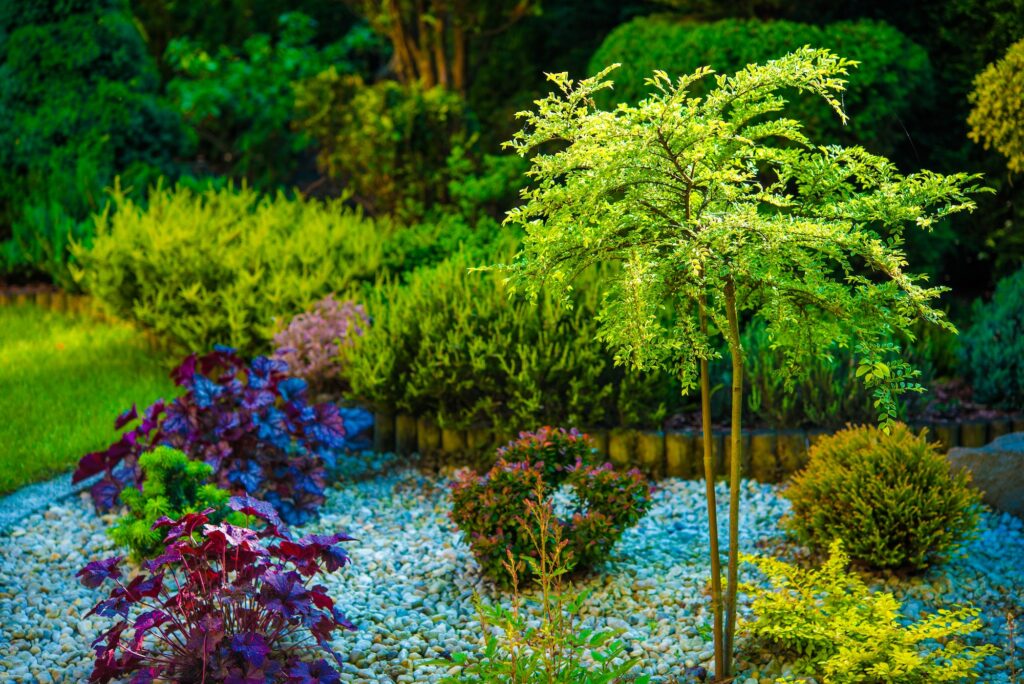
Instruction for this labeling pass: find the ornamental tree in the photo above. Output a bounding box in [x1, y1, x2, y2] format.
[502, 49, 984, 680]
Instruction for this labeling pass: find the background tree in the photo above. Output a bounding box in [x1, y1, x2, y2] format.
[342, 0, 539, 93]
[503, 51, 983, 679]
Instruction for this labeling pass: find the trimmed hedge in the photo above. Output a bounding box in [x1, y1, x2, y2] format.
[588, 17, 933, 158]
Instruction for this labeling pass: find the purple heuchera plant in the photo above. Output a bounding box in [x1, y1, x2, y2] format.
[273, 296, 369, 396]
[77, 496, 355, 684]
[73, 347, 348, 525]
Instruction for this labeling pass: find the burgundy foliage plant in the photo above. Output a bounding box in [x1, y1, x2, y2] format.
[73, 347, 349, 525]
[77, 495, 355, 683]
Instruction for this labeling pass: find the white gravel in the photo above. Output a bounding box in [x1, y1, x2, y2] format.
[1, 453, 1021, 683]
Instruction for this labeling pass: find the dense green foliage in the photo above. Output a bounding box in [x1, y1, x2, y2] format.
[0, 303, 175, 494]
[108, 446, 237, 562]
[968, 38, 1024, 174]
[743, 540, 995, 682]
[344, 251, 676, 432]
[0, 0, 185, 286]
[588, 17, 933, 160]
[72, 183, 392, 356]
[450, 432, 651, 585]
[294, 72, 472, 219]
[784, 424, 981, 570]
[166, 13, 387, 187]
[960, 266, 1024, 408]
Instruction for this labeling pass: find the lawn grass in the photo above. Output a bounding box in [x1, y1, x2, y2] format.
[0, 302, 176, 494]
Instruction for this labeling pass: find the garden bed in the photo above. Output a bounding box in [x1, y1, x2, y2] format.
[1, 453, 1020, 683]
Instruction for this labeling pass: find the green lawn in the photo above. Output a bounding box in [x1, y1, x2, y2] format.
[0, 302, 176, 494]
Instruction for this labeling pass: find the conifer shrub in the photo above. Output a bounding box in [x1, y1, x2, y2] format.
[959, 266, 1024, 409]
[273, 295, 369, 398]
[73, 182, 393, 357]
[450, 430, 651, 585]
[343, 251, 677, 432]
[742, 540, 995, 683]
[108, 446, 241, 563]
[783, 424, 980, 570]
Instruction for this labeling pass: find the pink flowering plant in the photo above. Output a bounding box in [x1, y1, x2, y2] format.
[77, 495, 355, 684]
[273, 296, 369, 397]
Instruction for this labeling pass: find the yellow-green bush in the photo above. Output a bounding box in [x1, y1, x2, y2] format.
[968, 38, 1024, 173]
[743, 540, 995, 683]
[783, 424, 980, 570]
[73, 182, 394, 356]
[343, 249, 677, 432]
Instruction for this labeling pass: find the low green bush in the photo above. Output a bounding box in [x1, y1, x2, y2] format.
[960, 265, 1024, 409]
[743, 540, 995, 683]
[343, 250, 677, 432]
[72, 182, 394, 357]
[108, 446, 239, 563]
[588, 17, 933, 159]
[294, 71, 472, 219]
[783, 424, 980, 571]
[450, 430, 651, 585]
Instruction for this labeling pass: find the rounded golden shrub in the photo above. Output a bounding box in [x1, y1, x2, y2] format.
[968, 38, 1024, 173]
[783, 423, 981, 570]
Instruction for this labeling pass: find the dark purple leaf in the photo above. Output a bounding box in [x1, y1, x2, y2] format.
[78, 557, 123, 589]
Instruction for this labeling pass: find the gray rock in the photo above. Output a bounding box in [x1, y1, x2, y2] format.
[947, 432, 1024, 518]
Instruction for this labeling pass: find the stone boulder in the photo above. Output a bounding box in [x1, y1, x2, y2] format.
[946, 432, 1024, 518]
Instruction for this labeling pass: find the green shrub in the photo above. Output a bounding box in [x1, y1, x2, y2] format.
[449, 432, 651, 585]
[0, 0, 185, 286]
[72, 182, 394, 356]
[294, 71, 472, 219]
[343, 250, 677, 432]
[743, 540, 995, 683]
[108, 446, 239, 563]
[495, 427, 597, 487]
[587, 17, 933, 158]
[166, 14, 387, 188]
[969, 38, 1024, 173]
[960, 266, 1024, 408]
[783, 424, 980, 571]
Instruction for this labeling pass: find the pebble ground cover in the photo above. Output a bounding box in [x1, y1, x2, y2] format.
[0, 304, 174, 495]
[1, 454, 1021, 683]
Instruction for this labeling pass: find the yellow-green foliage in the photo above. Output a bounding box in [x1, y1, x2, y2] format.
[784, 424, 980, 570]
[743, 540, 995, 683]
[73, 182, 394, 356]
[968, 38, 1024, 173]
[108, 447, 237, 562]
[343, 249, 675, 431]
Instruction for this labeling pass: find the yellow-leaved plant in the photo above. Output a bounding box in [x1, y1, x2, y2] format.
[742, 540, 995, 683]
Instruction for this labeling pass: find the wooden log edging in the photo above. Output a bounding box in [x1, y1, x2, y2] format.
[374, 412, 1024, 483]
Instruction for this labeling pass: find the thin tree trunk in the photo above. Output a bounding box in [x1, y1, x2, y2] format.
[698, 295, 725, 681]
[722, 279, 743, 676]
[452, 23, 467, 94]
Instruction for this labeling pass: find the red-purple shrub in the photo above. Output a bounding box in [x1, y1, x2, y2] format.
[73, 347, 350, 525]
[77, 495, 355, 683]
[273, 296, 369, 397]
[495, 426, 597, 486]
[450, 429, 651, 586]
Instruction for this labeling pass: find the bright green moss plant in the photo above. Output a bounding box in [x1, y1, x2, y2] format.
[783, 424, 980, 570]
[72, 182, 394, 357]
[108, 446, 240, 563]
[503, 52, 984, 680]
[743, 540, 995, 683]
